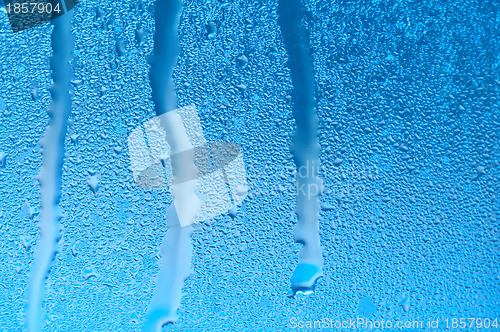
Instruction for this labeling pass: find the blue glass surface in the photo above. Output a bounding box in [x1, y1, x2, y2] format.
[0, 0, 498, 331]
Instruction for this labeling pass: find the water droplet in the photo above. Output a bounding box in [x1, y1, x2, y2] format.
[82, 266, 98, 280]
[27, 205, 35, 219]
[228, 205, 237, 219]
[14, 262, 23, 274]
[320, 203, 334, 211]
[0, 152, 6, 168]
[333, 158, 343, 166]
[87, 175, 99, 194]
[399, 297, 410, 312]
[20, 235, 31, 250]
[136, 27, 146, 45]
[116, 37, 127, 57]
[288, 263, 323, 297]
[205, 21, 216, 39]
[237, 55, 248, 68]
[71, 241, 80, 257]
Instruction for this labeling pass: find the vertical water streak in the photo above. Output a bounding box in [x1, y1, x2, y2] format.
[277, 0, 324, 296]
[149, 0, 181, 117]
[26, 12, 73, 332]
[142, 206, 194, 331]
[143, 0, 200, 330]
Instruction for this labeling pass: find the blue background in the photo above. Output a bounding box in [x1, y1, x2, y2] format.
[0, 0, 498, 330]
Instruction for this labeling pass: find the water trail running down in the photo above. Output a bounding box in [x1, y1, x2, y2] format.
[277, 0, 324, 296]
[142, 0, 200, 330]
[26, 12, 74, 332]
[149, 0, 181, 116]
[142, 206, 194, 331]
